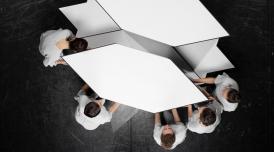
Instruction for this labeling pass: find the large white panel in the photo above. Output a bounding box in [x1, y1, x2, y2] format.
[59, 0, 120, 37]
[97, 0, 228, 46]
[84, 30, 201, 79]
[63, 44, 207, 113]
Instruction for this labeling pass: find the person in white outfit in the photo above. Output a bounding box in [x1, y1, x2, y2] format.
[39, 28, 88, 67]
[74, 84, 120, 130]
[153, 109, 187, 150]
[187, 100, 223, 134]
[193, 73, 240, 112]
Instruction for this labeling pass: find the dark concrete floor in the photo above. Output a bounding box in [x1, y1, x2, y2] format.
[0, 0, 272, 152]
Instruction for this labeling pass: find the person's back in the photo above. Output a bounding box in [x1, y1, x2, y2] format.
[39, 29, 72, 67]
[187, 100, 223, 134]
[74, 84, 120, 130]
[39, 28, 88, 67]
[75, 95, 112, 130]
[214, 73, 240, 112]
[153, 109, 187, 150]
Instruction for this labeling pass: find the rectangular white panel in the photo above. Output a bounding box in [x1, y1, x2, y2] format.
[59, 0, 120, 37]
[97, 0, 228, 46]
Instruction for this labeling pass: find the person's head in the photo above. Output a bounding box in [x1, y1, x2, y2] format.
[160, 125, 175, 149]
[68, 37, 88, 52]
[225, 88, 241, 103]
[199, 107, 216, 126]
[84, 102, 101, 118]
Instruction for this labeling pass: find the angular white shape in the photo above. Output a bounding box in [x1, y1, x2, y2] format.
[63, 44, 207, 113]
[97, 0, 229, 46]
[176, 39, 234, 77]
[176, 39, 219, 69]
[195, 46, 234, 77]
[59, 0, 120, 37]
[84, 30, 201, 79]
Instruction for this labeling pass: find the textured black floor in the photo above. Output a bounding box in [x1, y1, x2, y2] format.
[0, 0, 272, 152]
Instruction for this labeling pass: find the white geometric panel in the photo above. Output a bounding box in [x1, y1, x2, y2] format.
[176, 39, 219, 69]
[63, 44, 207, 113]
[59, 0, 120, 37]
[195, 46, 235, 77]
[176, 39, 234, 77]
[83, 30, 202, 79]
[96, 0, 229, 46]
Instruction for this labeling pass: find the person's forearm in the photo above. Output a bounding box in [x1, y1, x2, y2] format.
[155, 113, 160, 124]
[171, 109, 181, 123]
[200, 88, 214, 99]
[55, 59, 66, 65]
[187, 105, 192, 118]
[55, 60, 63, 65]
[193, 77, 215, 84]
[81, 84, 90, 93]
[108, 102, 120, 113]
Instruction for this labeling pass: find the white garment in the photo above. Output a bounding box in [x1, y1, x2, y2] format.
[39, 29, 72, 67]
[153, 122, 187, 149]
[187, 100, 223, 134]
[75, 95, 112, 130]
[214, 73, 239, 112]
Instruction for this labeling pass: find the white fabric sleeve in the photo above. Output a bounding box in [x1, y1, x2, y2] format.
[212, 100, 224, 115]
[43, 56, 57, 67]
[172, 123, 186, 149]
[214, 74, 227, 84]
[153, 123, 162, 145]
[63, 29, 73, 38]
[174, 122, 186, 141]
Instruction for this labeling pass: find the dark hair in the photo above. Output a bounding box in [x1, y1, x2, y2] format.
[84, 102, 101, 118]
[196, 101, 209, 107]
[95, 96, 103, 100]
[227, 89, 240, 103]
[200, 108, 216, 126]
[160, 133, 175, 149]
[68, 38, 88, 52]
[62, 49, 76, 56]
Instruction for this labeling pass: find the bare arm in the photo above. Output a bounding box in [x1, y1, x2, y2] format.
[171, 108, 181, 123]
[155, 113, 161, 124]
[193, 77, 216, 84]
[108, 102, 120, 113]
[200, 88, 215, 101]
[187, 105, 193, 118]
[55, 59, 67, 65]
[81, 83, 90, 93]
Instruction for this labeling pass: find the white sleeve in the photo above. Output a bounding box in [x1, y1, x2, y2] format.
[186, 118, 196, 132]
[77, 95, 91, 107]
[43, 56, 57, 67]
[105, 111, 113, 122]
[173, 123, 187, 145]
[153, 123, 162, 146]
[62, 29, 73, 38]
[215, 73, 239, 90]
[187, 111, 201, 133]
[214, 74, 227, 84]
[212, 100, 224, 114]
